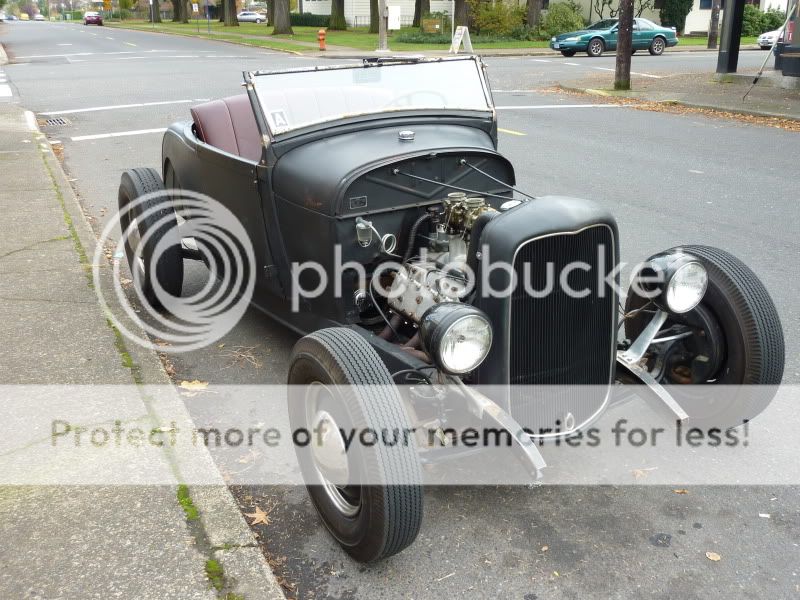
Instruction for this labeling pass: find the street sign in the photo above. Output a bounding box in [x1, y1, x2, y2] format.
[449, 26, 474, 54]
[103, 0, 111, 9]
[387, 6, 401, 31]
[192, 3, 199, 12]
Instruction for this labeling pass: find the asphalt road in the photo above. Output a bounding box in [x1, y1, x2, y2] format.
[3, 20, 799, 600]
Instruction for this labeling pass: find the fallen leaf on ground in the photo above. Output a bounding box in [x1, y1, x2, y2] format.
[541, 545, 549, 552]
[179, 380, 208, 391]
[244, 505, 271, 526]
[706, 551, 721, 562]
[673, 489, 689, 495]
[632, 467, 658, 480]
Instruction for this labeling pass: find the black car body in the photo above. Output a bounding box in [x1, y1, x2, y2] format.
[119, 56, 784, 563]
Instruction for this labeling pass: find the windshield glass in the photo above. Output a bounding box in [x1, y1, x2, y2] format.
[588, 19, 618, 30]
[250, 58, 492, 136]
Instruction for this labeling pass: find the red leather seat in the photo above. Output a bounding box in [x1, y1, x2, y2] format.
[190, 95, 262, 162]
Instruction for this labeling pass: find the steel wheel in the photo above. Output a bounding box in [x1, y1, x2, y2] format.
[587, 38, 604, 57]
[649, 37, 665, 55]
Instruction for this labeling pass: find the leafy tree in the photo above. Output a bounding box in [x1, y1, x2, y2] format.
[330, 0, 346, 29]
[272, 0, 293, 33]
[659, 0, 693, 33]
[762, 8, 785, 31]
[541, 2, 584, 36]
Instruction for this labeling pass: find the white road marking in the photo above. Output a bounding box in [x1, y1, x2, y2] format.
[24, 110, 38, 132]
[118, 56, 147, 60]
[165, 55, 196, 58]
[71, 128, 167, 142]
[565, 62, 581, 66]
[124, 42, 137, 47]
[57, 43, 73, 46]
[631, 71, 663, 78]
[532, 59, 551, 63]
[42, 99, 200, 115]
[689, 169, 704, 174]
[594, 67, 615, 71]
[496, 104, 630, 109]
[0, 85, 12, 98]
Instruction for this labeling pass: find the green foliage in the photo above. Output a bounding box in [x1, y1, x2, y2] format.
[176, 484, 199, 521]
[205, 559, 225, 591]
[289, 12, 330, 26]
[541, 1, 585, 37]
[659, 0, 693, 33]
[742, 6, 785, 36]
[468, 0, 525, 36]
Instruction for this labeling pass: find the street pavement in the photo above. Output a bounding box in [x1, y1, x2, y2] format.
[2, 19, 799, 599]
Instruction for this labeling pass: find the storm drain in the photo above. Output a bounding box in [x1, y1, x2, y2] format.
[43, 117, 71, 127]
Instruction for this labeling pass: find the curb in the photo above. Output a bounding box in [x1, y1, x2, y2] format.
[558, 83, 800, 122]
[26, 108, 286, 600]
[100, 23, 761, 59]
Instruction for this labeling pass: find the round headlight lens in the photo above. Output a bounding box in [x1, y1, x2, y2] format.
[439, 314, 493, 374]
[666, 261, 708, 313]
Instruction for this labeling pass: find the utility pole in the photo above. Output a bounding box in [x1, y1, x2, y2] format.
[376, 0, 389, 52]
[614, 0, 634, 90]
[708, 0, 721, 49]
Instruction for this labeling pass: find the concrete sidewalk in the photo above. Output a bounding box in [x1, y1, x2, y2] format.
[0, 65, 283, 598]
[561, 69, 800, 121]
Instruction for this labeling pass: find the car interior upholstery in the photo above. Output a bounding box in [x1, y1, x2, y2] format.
[190, 95, 262, 162]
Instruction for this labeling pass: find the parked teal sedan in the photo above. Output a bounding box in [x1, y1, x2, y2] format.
[550, 18, 678, 57]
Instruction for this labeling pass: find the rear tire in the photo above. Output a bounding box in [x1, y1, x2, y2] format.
[649, 36, 666, 55]
[288, 328, 424, 562]
[587, 37, 604, 57]
[118, 168, 183, 309]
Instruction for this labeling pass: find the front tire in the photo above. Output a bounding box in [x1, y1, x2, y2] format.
[587, 37, 604, 57]
[561, 49, 576, 57]
[288, 328, 424, 562]
[118, 168, 183, 309]
[649, 36, 666, 55]
[625, 245, 784, 426]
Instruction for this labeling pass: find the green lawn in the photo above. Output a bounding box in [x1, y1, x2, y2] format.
[107, 20, 759, 52]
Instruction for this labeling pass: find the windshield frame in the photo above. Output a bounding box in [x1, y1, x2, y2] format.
[243, 56, 495, 142]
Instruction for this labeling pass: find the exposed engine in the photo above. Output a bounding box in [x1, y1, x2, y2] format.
[387, 192, 497, 322]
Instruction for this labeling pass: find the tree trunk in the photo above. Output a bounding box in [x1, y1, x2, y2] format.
[267, 0, 275, 25]
[172, 0, 181, 21]
[707, 0, 721, 49]
[224, 0, 238, 25]
[454, 0, 468, 27]
[182, 0, 190, 23]
[330, 0, 346, 29]
[152, 0, 162, 22]
[614, 0, 633, 90]
[413, 0, 430, 27]
[526, 0, 541, 30]
[413, 0, 420, 27]
[272, 0, 293, 34]
[219, 0, 225, 21]
[369, 0, 379, 33]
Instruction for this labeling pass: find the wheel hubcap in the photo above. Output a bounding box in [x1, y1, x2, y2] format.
[591, 41, 601, 54]
[306, 383, 360, 517]
[127, 217, 146, 277]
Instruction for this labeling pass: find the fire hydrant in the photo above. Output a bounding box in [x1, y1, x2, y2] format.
[318, 29, 327, 51]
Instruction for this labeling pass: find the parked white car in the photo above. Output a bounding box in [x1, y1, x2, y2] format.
[236, 11, 266, 23]
[34, 13, 46, 21]
[758, 28, 784, 49]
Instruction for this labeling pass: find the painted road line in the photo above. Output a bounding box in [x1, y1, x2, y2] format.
[565, 62, 581, 66]
[41, 99, 202, 116]
[125, 42, 137, 47]
[105, 37, 114, 40]
[58, 43, 73, 46]
[71, 128, 167, 142]
[498, 128, 526, 136]
[118, 56, 148, 60]
[532, 59, 551, 63]
[165, 56, 196, 59]
[0, 85, 12, 98]
[25, 111, 38, 132]
[594, 67, 615, 71]
[631, 72, 663, 78]
[496, 104, 630, 109]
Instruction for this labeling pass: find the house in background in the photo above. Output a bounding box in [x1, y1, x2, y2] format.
[683, 0, 789, 34]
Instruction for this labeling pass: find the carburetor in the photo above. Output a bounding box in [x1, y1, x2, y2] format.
[442, 192, 495, 233]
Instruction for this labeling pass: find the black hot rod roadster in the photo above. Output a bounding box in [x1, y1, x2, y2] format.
[118, 56, 784, 562]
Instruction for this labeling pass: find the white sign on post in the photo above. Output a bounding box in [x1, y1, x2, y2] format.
[449, 26, 474, 54]
[192, 3, 199, 12]
[387, 6, 401, 31]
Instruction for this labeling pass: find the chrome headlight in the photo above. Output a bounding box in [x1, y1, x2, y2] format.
[635, 251, 708, 314]
[420, 304, 493, 375]
[551, 36, 557, 42]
